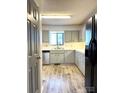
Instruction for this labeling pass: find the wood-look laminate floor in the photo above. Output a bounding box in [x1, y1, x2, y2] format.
[42, 64, 86, 93]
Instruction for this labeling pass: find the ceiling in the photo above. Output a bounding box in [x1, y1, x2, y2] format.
[41, 0, 97, 25]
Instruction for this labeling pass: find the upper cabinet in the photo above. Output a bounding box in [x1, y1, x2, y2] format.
[42, 31, 49, 43]
[79, 30, 84, 42]
[79, 26, 85, 42]
[65, 31, 79, 42]
[42, 30, 81, 43]
[71, 31, 79, 42]
[65, 31, 72, 42]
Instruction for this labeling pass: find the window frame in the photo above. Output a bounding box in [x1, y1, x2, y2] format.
[49, 31, 64, 46]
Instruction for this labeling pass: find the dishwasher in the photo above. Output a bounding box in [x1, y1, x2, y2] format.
[42, 50, 50, 64]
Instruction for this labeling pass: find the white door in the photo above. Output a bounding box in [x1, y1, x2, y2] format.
[33, 24, 41, 93]
[27, 20, 40, 93]
[27, 20, 41, 93]
[27, 0, 41, 93]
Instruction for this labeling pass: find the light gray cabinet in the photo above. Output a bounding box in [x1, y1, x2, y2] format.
[75, 51, 85, 75]
[42, 31, 49, 43]
[79, 53, 85, 74]
[65, 50, 74, 63]
[71, 31, 79, 42]
[57, 54, 64, 63]
[50, 50, 64, 64]
[75, 51, 79, 66]
[65, 31, 72, 42]
[79, 30, 83, 42]
[79, 26, 85, 42]
[50, 53, 64, 63]
[50, 54, 58, 63]
[64, 31, 79, 42]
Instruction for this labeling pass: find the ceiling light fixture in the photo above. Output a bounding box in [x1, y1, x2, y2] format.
[42, 15, 71, 19]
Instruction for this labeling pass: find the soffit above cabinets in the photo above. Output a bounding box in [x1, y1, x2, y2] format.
[41, 0, 97, 25]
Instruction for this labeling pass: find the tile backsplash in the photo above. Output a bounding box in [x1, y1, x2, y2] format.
[42, 42, 85, 50]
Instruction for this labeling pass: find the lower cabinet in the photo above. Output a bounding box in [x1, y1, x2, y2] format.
[50, 51, 64, 63]
[75, 51, 85, 75]
[50, 50, 75, 64]
[65, 50, 74, 63]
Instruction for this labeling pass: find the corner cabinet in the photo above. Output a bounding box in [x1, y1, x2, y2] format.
[75, 51, 85, 75]
[65, 50, 75, 63]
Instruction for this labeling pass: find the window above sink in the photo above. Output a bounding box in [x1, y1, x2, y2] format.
[49, 31, 64, 45]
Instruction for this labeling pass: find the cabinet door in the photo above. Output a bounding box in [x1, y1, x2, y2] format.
[78, 53, 83, 72]
[79, 30, 83, 42]
[75, 52, 85, 75]
[75, 51, 78, 66]
[50, 53, 64, 63]
[50, 54, 57, 63]
[77, 53, 80, 67]
[65, 31, 72, 42]
[72, 31, 79, 42]
[81, 53, 85, 75]
[42, 31, 49, 43]
[58, 54, 64, 63]
[65, 50, 74, 63]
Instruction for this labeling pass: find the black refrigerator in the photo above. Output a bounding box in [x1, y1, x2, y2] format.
[85, 16, 97, 93]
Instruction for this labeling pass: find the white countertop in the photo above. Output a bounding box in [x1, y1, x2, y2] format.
[42, 48, 85, 53]
[75, 49, 85, 53]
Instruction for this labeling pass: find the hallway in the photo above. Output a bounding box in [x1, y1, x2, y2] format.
[42, 64, 86, 93]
